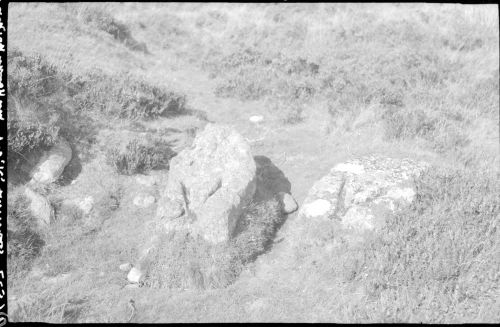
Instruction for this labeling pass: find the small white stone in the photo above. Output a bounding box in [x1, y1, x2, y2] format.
[278, 192, 298, 214]
[249, 115, 264, 123]
[302, 199, 332, 218]
[119, 263, 133, 272]
[133, 194, 156, 208]
[78, 196, 94, 215]
[333, 163, 366, 175]
[127, 267, 145, 284]
[30, 138, 72, 184]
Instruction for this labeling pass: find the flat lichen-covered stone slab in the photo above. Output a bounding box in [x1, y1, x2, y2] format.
[283, 155, 430, 250]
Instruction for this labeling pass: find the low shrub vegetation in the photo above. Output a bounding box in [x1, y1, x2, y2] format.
[106, 137, 176, 175]
[8, 50, 66, 174]
[70, 71, 186, 120]
[78, 5, 148, 52]
[200, 3, 498, 144]
[342, 167, 500, 322]
[8, 49, 186, 173]
[381, 106, 437, 140]
[207, 49, 319, 104]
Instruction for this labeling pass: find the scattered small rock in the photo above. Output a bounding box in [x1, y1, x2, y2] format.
[133, 194, 156, 208]
[30, 138, 72, 184]
[278, 192, 298, 214]
[249, 115, 264, 123]
[78, 196, 94, 215]
[120, 263, 133, 272]
[127, 267, 145, 284]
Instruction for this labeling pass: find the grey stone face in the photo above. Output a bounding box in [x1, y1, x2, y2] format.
[30, 138, 72, 184]
[156, 123, 257, 244]
[284, 155, 429, 250]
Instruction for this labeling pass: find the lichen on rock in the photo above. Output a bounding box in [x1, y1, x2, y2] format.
[284, 155, 430, 251]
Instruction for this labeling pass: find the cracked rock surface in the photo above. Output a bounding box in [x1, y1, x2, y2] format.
[283, 155, 430, 250]
[156, 123, 257, 244]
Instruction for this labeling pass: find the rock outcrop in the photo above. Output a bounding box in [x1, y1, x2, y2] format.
[30, 138, 72, 184]
[284, 156, 429, 250]
[156, 123, 257, 244]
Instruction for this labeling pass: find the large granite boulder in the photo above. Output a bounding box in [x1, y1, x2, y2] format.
[156, 123, 257, 244]
[284, 156, 429, 250]
[30, 138, 72, 184]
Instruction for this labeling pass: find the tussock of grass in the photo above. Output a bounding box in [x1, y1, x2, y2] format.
[7, 120, 59, 157]
[7, 189, 45, 279]
[382, 106, 437, 140]
[105, 136, 176, 175]
[145, 198, 285, 290]
[381, 105, 471, 153]
[8, 50, 66, 160]
[341, 167, 500, 322]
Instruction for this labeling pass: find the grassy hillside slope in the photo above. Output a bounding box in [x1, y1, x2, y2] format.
[7, 3, 499, 323]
